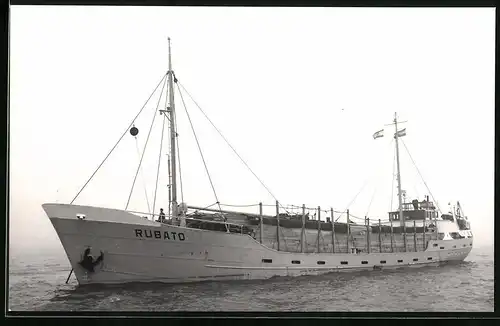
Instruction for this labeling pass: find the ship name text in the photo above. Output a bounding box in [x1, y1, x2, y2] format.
[135, 229, 186, 241]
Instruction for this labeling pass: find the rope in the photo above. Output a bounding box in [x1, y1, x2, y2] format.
[152, 109, 167, 216]
[335, 138, 394, 223]
[125, 75, 168, 210]
[346, 213, 367, 221]
[219, 203, 261, 208]
[400, 139, 442, 214]
[334, 181, 369, 222]
[173, 100, 185, 203]
[177, 81, 282, 209]
[365, 187, 376, 218]
[70, 71, 168, 204]
[366, 138, 394, 217]
[284, 203, 343, 214]
[134, 137, 151, 214]
[185, 202, 219, 216]
[166, 96, 173, 213]
[175, 82, 224, 220]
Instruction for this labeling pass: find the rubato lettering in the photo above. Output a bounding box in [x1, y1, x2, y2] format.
[134, 229, 186, 242]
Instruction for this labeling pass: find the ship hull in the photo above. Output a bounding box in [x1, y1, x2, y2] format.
[43, 203, 473, 286]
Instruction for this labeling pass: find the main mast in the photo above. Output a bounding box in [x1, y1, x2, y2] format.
[168, 37, 178, 217]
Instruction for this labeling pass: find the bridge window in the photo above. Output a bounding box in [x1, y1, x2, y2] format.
[291, 260, 301, 264]
[262, 259, 272, 263]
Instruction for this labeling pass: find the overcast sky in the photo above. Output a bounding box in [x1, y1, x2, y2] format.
[9, 6, 494, 253]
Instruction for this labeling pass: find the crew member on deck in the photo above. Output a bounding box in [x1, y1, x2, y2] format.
[412, 199, 419, 211]
[159, 208, 166, 223]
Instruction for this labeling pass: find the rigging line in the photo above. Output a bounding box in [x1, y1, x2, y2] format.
[70, 71, 168, 204]
[286, 203, 343, 214]
[175, 83, 224, 220]
[185, 202, 219, 216]
[347, 213, 368, 221]
[367, 137, 394, 217]
[219, 203, 260, 208]
[366, 137, 393, 217]
[335, 137, 394, 223]
[400, 139, 442, 214]
[177, 81, 281, 206]
[365, 186, 376, 218]
[334, 182, 368, 223]
[125, 75, 168, 210]
[152, 110, 167, 216]
[173, 101, 184, 204]
[134, 137, 152, 214]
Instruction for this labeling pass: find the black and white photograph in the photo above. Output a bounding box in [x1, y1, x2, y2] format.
[7, 5, 494, 313]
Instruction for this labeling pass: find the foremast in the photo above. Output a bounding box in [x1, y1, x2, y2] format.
[393, 112, 404, 228]
[393, 112, 407, 250]
[167, 37, 178, 218]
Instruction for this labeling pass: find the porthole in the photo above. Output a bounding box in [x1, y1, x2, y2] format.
[413, 258, 418, 262]
[440, 247, 445, 249]
[380, 260, 386, 264]
[317, 261, 325, 265]
[340, 261, 348, 265]
[433, 244, 438, 247]
[361, 261, 368, 264]
[262, 259, 272, 263]
[397, 259, 403, 263]
[427, 257, 433, 260]
[291, 260, 301, 264]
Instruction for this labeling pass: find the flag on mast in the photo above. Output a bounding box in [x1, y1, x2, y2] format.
[373, 129, 384, 139]
[394, 128, 407, 138]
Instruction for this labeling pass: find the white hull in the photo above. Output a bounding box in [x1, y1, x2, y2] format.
[43, 203, 473, 285]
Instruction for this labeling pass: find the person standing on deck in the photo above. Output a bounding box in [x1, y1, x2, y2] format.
[158, 208, 166, 223]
